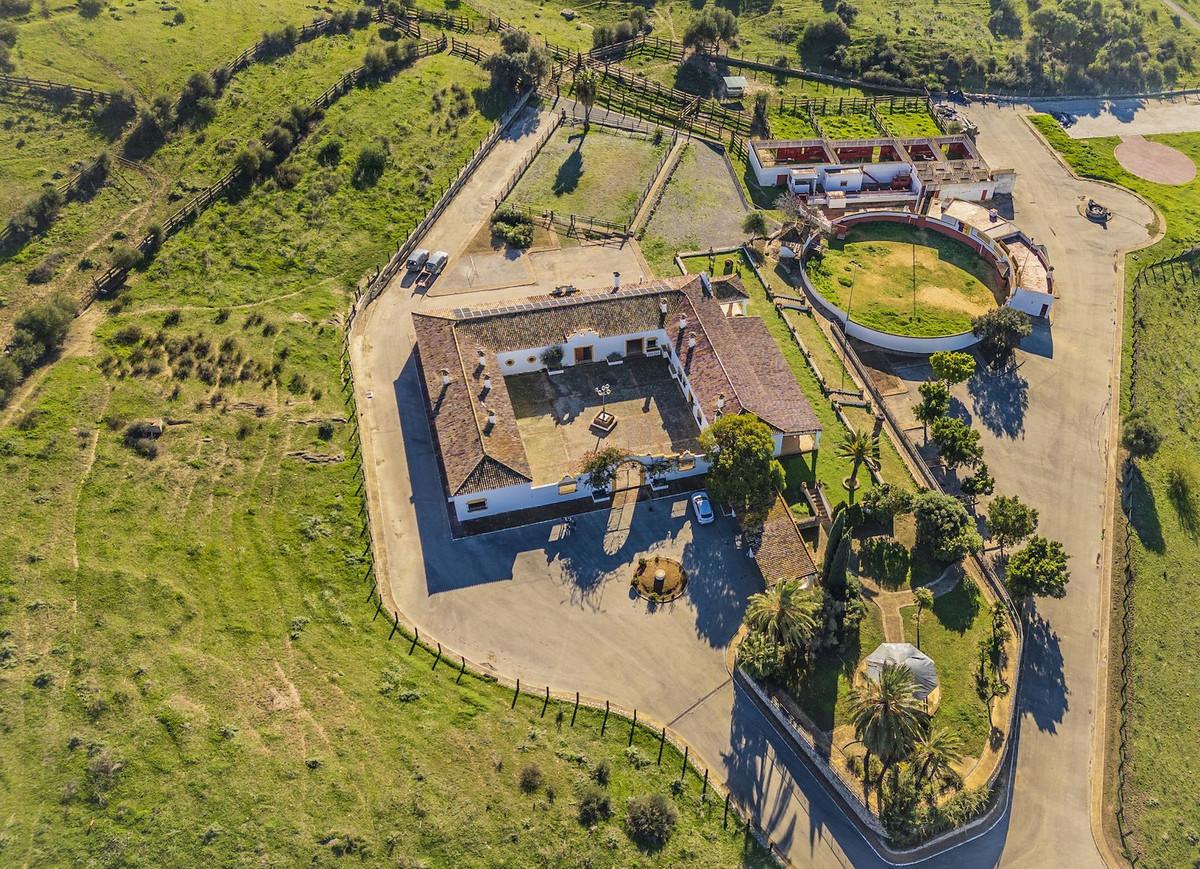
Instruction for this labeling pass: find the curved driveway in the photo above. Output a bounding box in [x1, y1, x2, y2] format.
[348, 101, 1156, 867]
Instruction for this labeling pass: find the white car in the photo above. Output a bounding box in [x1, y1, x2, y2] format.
[691, 491, 715, 525]
[406, 249, 429, 271]
[425, 250, 449, 275]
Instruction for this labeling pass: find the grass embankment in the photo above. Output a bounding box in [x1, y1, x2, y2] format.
[0, 25, 389, 337]
[1030, 113, 1200, 869]
[508, 126, 668, 225]
[6, 0, 358, 96]
[807, 222, 1000, 338]
[0, 57, 765, 866]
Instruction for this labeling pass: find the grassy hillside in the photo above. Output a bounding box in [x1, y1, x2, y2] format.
[0, 53, 767, 866]
[1030, 114, 1200, 869]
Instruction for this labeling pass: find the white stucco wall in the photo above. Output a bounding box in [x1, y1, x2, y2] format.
[493, 329, 670, 375]
[1008, 287, 1055, 319]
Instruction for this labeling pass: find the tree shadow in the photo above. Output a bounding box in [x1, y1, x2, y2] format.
[966, 356, 1029, 439]
[1124, 462, 1164, 553]
[1167, 466, 1200, 538]
[929, 574, 979, 633]
[553, 145, 584, 196]
[1020, 611, 1067, 735]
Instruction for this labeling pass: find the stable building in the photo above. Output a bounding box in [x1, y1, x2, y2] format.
[748, 134, 1016, 209]
[412, 273, 822, 524]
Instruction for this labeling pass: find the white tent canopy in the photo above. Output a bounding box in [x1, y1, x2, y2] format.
[865, 643, 939, 701]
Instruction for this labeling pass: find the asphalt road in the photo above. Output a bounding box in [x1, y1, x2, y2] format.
[350, 100, 1156, 868]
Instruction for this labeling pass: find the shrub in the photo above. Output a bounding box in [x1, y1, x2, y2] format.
[353, 142, 387, 187]
[258, 24, 298, 59]
[578, 784, 612, 825]
[625, 793, 677, 849]
[490, 208, 534, 249]
[96, 89, 138, 131]
[7, 187, 65, 243]
[9, 293, 76, 374]
[912, 490, 982, 561]
[110, 243, 143, 271]
[26, 252, 63, 284]
[234, 142, 268, 179]
[77, 0, 102, 17]
[0, 0, 31, 16]
[317, 139, 342, 166]
[591, 759, 611, 785]
[1121, 409, 1162, 457]
[518, 762, 543, 793]
[0, 356, 20, 407]
[317, 421, 335, 441]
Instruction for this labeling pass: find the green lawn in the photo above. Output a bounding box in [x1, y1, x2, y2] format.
[806, 222, 1001, 338]
[769, 107, 818, 139]
[900, 579, 992, 757]
[786, 603, 885, 733]
[0, 55, 765, 866]
[880, 107, 942, 138]
[508, 126, 668, 225]
[1030, 113, 1200, 868]
[7, 0, 359, 97]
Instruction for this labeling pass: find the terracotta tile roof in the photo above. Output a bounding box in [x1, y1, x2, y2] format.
[754, 494, 818, 586]
[411, 273, 820, 501]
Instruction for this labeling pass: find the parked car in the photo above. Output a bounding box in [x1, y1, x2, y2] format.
[406, 249, 429, 271]
[691, 491, 714, 525]
[425, 250, 449, 274]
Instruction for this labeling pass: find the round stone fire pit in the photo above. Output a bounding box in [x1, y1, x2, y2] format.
[631, 556, 687, 602]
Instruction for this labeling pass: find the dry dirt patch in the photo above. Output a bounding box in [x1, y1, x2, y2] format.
[1115, 135, 1197, 185]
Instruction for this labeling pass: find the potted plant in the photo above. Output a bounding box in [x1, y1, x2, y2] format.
[541, 345, 565, 374]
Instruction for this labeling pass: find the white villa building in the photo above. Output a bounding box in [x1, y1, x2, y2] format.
[412, 273, 823, 525]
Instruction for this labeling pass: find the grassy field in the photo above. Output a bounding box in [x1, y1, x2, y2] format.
[6, 0, 359, 97]
[0, 53, 766, 865]
[806, 222, 1001, 338]
[639, 141, 748, 275]
[0, 25, 400, 340]
[769, 107, 818, 139]
[0, 95, 115, 210]
[1030, 114, 1200, 869]
[508, 126, 668, 225]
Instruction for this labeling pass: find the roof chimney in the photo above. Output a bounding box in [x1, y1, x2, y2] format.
[659, 297, 668, 315]
[477, 349, 487, 367]
[716, 393, 725, 411]
[678, 314, 689, 330]
[700, 272, 713, 297]
[482, 373, 492, 392]
[440, 368, 451, 387]
[687, 332, 697, 349]
[485, 406, 497, 426]
[613, 271, 621, 292]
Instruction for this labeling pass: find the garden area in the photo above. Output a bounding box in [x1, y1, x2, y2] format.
[0, 45, 767, 866]
[769, 106, 819, 139]
[804, 221, 1002, 338]
[1031, 114, 1200, 868]
[506, 125, 669, 226]
[815, 110, 882, 140]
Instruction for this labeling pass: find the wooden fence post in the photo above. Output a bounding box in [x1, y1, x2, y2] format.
[541, 686, 550, 717]
[457, 655, 466, 684]
[629, 709, 637, 745]
[657, 727, 666, 764]
[680, 745, 688, 779]
[571, 691, 579, 726]
[431, 642, 442, 669]
[512, 678, 520, 708]
[724, 792, 730, 828]
[601, 700, 609, 735]
[702, 768, 709, 800]
[409, 627, 419, 655]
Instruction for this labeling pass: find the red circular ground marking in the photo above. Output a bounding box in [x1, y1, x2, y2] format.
[1115, 135, 1196, 185]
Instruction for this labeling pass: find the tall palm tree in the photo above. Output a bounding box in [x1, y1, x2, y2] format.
[909, 726, 964, 802]
[575, 71, 597, 130]
[835, 430, 879, 502]
[913, 586, 934, 649]
[848, 663, 928, 804]
[744, 580, 819, 650]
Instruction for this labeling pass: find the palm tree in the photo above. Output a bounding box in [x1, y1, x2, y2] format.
[848, 663, 928, 804]
[909, 726, 964, 802]
[575, 71, 597, 130]
[744, 580, 819, 650]
[835, 430, 879, 501]
[913, 587, 934, 649]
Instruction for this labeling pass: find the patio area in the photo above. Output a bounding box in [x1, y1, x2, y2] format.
[505, 356, 702, 485]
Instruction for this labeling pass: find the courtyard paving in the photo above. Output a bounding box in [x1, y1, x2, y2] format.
[507, 356, 701, 484]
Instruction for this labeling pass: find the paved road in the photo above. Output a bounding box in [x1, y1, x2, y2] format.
[1031, 94, 1200, 138]
[350, 99, 1155, 867]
